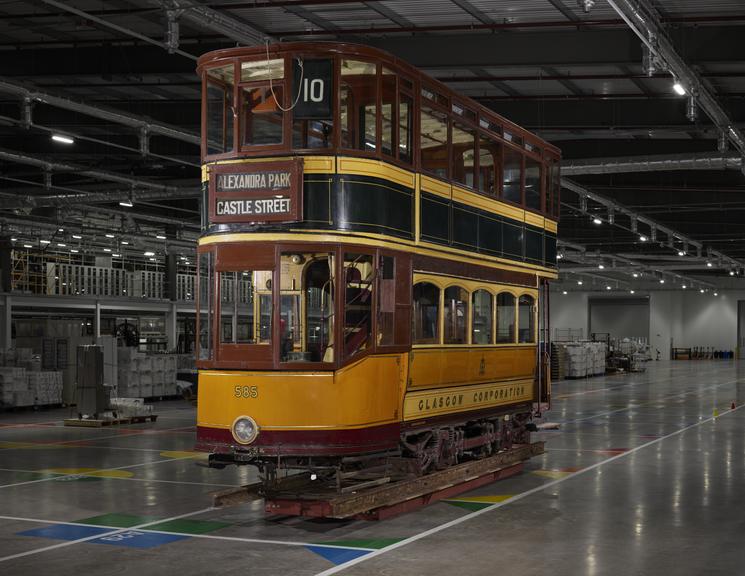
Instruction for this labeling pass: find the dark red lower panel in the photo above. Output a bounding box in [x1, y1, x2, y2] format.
[196, 422, 400, 457]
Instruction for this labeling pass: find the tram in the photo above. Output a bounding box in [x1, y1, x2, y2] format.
[194, 43, 559, 480]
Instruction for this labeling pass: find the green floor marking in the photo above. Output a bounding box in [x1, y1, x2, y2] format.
[146, 518, 231, 534]
[12, 472, 61, 482]
[444, 500, 492, 512]
[77, 513, 159, 528]
[313, 538, 402, 550]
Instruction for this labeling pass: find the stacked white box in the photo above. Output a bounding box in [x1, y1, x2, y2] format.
[0, 367, 28, 405]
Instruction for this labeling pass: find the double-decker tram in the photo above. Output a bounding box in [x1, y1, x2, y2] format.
[195, 43, 560, 484]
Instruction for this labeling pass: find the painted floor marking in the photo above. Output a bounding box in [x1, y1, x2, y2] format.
[0, 456, 197, 489]
[0, 467, 239, 488]
[1, 514, 378, 554]
[311, 400, 745, 576]
[0, 507, 215, 563]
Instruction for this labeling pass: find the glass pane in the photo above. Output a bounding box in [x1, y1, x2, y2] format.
[241, 58, 283, 83]
[377, 255, 395, 347]
[197, 253, 212, 360]
[518, 295, 535, 343]
[496, 292, 516, 343]
[242, 85, 283, 146]
[206, 82, 233, 155]
[478, 134, 500, 195]
[503, 147, 523, 205]
[551, 162, 561, 216]
[399, 93, 413, 164]
[472, 290, 492, 345]
[382, 68, 396, 157]
[280, 252, 334, 362]
[292, 119, 332, 148]
[219, 270, 271, 345]
[444, 286, 468, 344]
[413, 282, 439, 344]
[344, 253, 374, 358]
[525, 157, 542, 211]
[421, 106, 448, 178]
[341, 60, 377, 151]
[452, 122, 475, 189]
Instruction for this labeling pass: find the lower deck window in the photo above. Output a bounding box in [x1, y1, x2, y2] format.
[280, 252, 334, 362]
[219, 270, 272, 345]
[444, 286, 468, 344]
[413, 282, 440, 344]
[344, 253, 374, 357]
[518, 294, 535, 343]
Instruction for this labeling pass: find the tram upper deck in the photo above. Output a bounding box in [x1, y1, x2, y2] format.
[197, 42, 560, 274]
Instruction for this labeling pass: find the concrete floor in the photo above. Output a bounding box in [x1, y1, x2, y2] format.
[2, 360, 745, 575]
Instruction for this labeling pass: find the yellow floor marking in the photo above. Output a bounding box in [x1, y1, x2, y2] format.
[159, 450, 209, 460]
[42, 467, 135, 478]
[448, 495, 514, 503]
[532, 469, 573, 479]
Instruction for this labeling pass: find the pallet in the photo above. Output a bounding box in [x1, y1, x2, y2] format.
[63, 414, 158, 427]
[213, 442, 543, 520]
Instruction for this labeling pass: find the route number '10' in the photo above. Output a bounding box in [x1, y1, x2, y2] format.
[303, 78, 324, 103]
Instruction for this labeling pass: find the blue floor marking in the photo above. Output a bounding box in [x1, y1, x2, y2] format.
[17, 524, 190, 549]
[305, 545, 372, 565]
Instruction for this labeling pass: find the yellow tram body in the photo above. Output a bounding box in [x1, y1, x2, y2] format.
[194, 43, 559, 471]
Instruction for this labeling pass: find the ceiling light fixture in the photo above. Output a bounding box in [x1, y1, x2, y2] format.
[156, 235, 166, 240]
[577, 280, 583, 285]
[672, 80, 686, 96]
[606, 285, 611, 290]
[639, 235, 647, 242]
[706, 261, 713, 267]
[51, 134, 74, 144]
[119, 198, 133, 208]
[72, 234, 82, 239]
[592, 217, 602, 225]
[598, 264, 605, 269]
[144, 251, 155, 257]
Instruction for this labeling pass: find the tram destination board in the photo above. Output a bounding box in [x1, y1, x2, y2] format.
[208, 158, 304, 224]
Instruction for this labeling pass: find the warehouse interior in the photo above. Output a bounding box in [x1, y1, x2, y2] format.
[1, 1, 745, 575]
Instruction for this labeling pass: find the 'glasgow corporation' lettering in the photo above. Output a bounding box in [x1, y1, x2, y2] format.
[216, 197, 291, 216]
[217, 171, 292, 192]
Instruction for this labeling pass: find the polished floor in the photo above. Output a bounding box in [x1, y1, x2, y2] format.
[1, 360, 744, 575]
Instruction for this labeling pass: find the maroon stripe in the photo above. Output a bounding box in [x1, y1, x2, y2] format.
[196, 422, 400, 456]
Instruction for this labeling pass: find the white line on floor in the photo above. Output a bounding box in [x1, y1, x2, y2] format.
[0, 507, 215, 563]
[0, 468, 238, 488]
[0, 515, 376, 553]
[0, 456, 197, 489]
[312, 400, 745, 576]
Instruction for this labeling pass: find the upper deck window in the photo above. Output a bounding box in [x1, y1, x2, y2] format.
[452, 122, 475, 189]
[525, 156, 542, 212]
[502, 146, 523, 205]
[421, 106, 448, 179]
[341, 60, 378, 151]
[241, 58, 283, 83]
[206, 65, 235, 155]
[242, 85, 284, 146]
[478, 133, 501, 196]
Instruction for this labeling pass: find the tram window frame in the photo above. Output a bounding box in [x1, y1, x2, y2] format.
[196, 251, 213, 361]
[471, 289, 493, 345]
[377, 254, 396, 347]
[496, 291, 517, 344]
[413, 282, 441, 345]
[502, 144, 524, 207]
[217, 270, 273, 346]
[343, 252, 375, 360]
[340, 59, 379, 155]
[451, 121, 476, 191]
[518, 294, 536, 343]
[420, 105, 450, 181]
[443, 285, 469, 345]
[203, 63, 237, 158]
[524, 153, 543, 213]
[381, 67, 397, 159]
[477, 131, 502, 197]
[398, 78, 414, 166]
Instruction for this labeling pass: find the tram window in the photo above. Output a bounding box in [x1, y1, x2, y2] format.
[444, 286, 468, 344]
[478, 134, 500, 196]
[219, 271, 272, 345]
[550, 162, 561, 217]
[413, 282, 440, 344]
[452, 123, 476, 189]
[518, 294, 535, 343]
[377, 255, 395, 347]
[399, 93, 413, 164]
[496, 292, 516, 343]
[502, 147, 523, 205]
[206, 64, 235, 155]
[241, 58, 283, 83]
[280, 252, 334, 363]
[472, 290, 493, 345]
[197, 252, 212, 360]
[341, 60, 378, 151]
[421, 106, 448, 179]
[242, 85, 283, 146]
[382, 68, 396, 157]
[525, 156, 542, 211]
[344, 253, 374, 358]
[292, 119, 332, 149]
